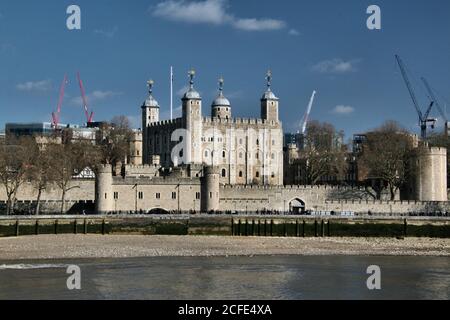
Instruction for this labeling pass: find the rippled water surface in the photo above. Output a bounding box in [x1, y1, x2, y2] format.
[0, 255, 449, 300]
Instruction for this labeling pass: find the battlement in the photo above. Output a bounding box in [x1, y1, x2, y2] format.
[147, 118, 183, 128]
[220, 184, 366, 191]
[325, 199, 450, 205]
[202, 117, 280, 127]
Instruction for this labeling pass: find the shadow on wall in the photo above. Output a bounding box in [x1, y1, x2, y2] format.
[0, 201, 95, 215]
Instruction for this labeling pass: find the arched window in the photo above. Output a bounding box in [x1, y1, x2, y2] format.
[204, 150, 208, 158]
[222, 169, 226, 177]
[239, 171, 243, 178]
[222, 151, 226, 158]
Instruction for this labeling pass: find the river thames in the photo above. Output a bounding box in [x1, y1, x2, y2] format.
[0, 255, 449, 300]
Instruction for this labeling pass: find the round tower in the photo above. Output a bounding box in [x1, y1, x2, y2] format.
[201, 166, 220, 212]
[95, 164, 114, 214]
[211, 77, 231, 119]
[414, 146, 447, 201]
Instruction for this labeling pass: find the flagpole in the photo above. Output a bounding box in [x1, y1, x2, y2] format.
[170, 66, 173, 120]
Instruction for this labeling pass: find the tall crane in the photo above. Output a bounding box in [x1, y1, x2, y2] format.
[77, 72, 94, 124]
[300, 90, 317, 134]
[421, 77, 449, 136]
[51, 74, 68, 129]
[395, 54, 435, 139]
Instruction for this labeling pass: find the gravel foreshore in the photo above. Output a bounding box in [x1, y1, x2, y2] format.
[0, 235, 449, 260]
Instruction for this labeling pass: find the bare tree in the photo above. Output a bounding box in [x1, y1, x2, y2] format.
[22, 139, 51, 215]
[299, 121, 348, 185]
[0, 136, 35, 215]
[47, 141, 100, 214]
[358, 121, 415, 200]
[98, 116, 133, 173]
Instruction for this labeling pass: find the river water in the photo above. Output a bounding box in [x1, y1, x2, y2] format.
[0, 255, 449, 300]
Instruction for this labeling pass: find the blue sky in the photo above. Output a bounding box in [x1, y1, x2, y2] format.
[0, 0, 449, 140]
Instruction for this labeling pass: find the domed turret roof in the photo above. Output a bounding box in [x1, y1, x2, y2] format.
[212, 94, 230, 107]
[212, 77, 230, 107]
[143, 80, 159, 108]
[183, 88, 201, 100]
[261, 70, 279, 100]
[261, 89, 278, 101]
[182, 69, 201, 100]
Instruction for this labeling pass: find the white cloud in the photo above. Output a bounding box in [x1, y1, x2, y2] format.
[94, 27, 119, 38]
[288, 28, 300, 36]
[312, 59, 360, 74]
[153, 0, 231, 25]
[332, 105, 355, 115]
[70, 90, 123, 106]
[16, 80, 52, 92]
[232, 18, 285, 31]
[152, 0, 287, 32]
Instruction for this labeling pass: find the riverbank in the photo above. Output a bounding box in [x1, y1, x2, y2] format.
[0, 235, 449, 260]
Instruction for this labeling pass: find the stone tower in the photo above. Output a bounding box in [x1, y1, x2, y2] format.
[95, 164, 114, 214]
[181, 69, 203, 164]
[211, 77, 231, 119]
[413, 146, 447, 201]
[201, 166, 220, 212]
[142, 80, 159, 164]
[261, 70, 279, 122]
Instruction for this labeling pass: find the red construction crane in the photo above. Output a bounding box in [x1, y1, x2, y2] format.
[51, 74, 68, 129]
[77, 72, 94, 124]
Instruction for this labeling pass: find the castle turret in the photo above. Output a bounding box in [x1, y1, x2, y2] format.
[211, 77, 231, 119]
[413, 146, 447, 201]
[95, 164, 114, 214]
[201, 166, 220, 212]
[261, 70, 279, 122]
[181, 69, 202, 164]
[142, 80, 159, 164]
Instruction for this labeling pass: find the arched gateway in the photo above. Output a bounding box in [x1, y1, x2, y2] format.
[289, 198, 305, 214]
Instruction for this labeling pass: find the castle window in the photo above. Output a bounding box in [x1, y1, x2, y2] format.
[156, 193, 160, 199]
[239, 171, 243, 178]
[256, 153, 259, 159]
[138, 192, 144, 199]
[271, 173, 275, 178]
[196, 192, 200, 200]
[239, 138, 243, 145]
[256, 139, 259, 145]
[179, 150, 183, 158]
[222, 151, 226, 158]
[137, 150, 140, 156]
[104, 193, 107, 199]
[256, 172, 260, 178]
[205, 150, 208, 158]
[172, 192, 177, 199]
[222, 169, 226, 177]
[114, 192, 119, 200]
[209, 192, 213, 198]
[239, 152, 243, 159]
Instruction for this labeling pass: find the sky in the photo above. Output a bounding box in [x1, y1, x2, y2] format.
[0, 0, 449, 140]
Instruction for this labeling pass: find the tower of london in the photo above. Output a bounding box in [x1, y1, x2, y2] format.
[141, 70, 284, 186]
